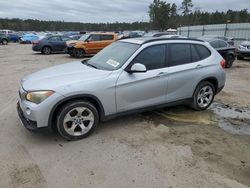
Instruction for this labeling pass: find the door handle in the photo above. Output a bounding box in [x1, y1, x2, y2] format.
[157, 72, 168, 77]
[196, 64, 203, 69]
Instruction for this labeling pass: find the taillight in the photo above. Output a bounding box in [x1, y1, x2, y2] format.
[220, 59, 226, 69]
[32, 40, 40, 45]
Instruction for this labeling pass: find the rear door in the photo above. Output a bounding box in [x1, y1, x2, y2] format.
[166, 43, 211, 102]
[116, 44, 168, 112]
[48, 36, 62, 51]
[100, 34, 114, 49]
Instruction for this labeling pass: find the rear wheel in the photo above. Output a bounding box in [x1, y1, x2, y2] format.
[191, 81, 215, 111]
[57, 100, 99, 140]
[2, 39, 8, 45]
[225, 55, 235, 68]
[42, 46, 52, 55]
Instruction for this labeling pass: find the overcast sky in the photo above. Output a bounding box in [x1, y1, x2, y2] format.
[0, 0, 249, 23]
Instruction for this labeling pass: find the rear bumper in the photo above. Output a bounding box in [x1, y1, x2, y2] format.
[32, 45, 42, 52]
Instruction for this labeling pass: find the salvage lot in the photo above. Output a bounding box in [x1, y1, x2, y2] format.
[0, 43, 250, 188]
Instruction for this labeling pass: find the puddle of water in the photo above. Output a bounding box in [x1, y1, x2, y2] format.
[148, 102, 250, 136]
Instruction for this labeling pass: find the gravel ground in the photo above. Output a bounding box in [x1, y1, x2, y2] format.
[0, 43, 249, 188]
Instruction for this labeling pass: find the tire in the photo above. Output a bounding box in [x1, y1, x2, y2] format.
[191, 81, 215, 111]
[42, 46, 52, 55]
[237, 55, 244, 60]
[56, 100, 99, 141]
[225, 55, 235, 68]
[2, 39, 8, 45]
[74, 48, 85, 58]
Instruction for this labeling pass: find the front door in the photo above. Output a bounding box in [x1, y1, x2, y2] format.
[116, 44, 168, 113]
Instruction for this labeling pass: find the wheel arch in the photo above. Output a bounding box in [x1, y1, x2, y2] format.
[42, 45, 53, 52]
[48, 94, 105, 130]
[194, 77, 219, 96]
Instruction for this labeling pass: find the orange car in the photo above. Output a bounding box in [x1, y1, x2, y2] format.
[67, 33, 118, 58]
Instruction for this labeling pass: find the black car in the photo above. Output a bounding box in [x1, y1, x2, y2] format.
[0, 34, 10, 45]
[201, 38, 236, 68]
[201, 35, 234, 46]
[32, 35, 71, 54]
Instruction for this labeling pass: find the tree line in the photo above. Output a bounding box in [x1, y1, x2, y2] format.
[0, 0, 250, 31]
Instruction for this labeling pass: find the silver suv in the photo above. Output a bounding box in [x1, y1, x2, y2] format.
[17, 38, 226, 140]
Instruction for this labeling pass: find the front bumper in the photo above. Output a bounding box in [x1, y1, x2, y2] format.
[17, 102, 39, 131]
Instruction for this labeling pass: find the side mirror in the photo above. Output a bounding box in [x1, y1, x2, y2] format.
[128, 63, 147, 73]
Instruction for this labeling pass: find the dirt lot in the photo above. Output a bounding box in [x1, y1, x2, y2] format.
[0, 43, 250, 188]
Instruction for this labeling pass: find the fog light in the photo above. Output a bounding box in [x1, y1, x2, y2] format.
[26, 107, 31, 115]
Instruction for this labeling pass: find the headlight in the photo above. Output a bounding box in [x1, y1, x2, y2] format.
[26, 91, 54, 104]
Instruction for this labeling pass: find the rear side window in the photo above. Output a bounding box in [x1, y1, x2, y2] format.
[194, 44, 211, 60]
[168, 43, 192, 66]
[218, 40, 228, 48]
[101, 35, 113, 41]
[132, 45, 166, 70]
[191, 45, 201, 62]
[49, 36, 60, 41]
[210, 40, 220, 48]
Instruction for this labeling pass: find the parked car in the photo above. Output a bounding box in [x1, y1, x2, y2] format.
[20, 34, 39, 44]
[201, 35, 234, 46]
[67, 33, 118, 58]
[236, 40, 250, 60]
[144, 32, 175, 38]
[200, 38, 236, 68]
[0, 34, 10, 45]
[8, 34, 21, 43]
[0, 29, 15, 35]
[32, 35, 71, 54]
[69, 35, 82, 40]
[17, 37, 226, 140]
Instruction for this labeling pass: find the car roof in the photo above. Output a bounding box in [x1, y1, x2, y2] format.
[89, 32, 115, 35]
[120, 37, 204, 45]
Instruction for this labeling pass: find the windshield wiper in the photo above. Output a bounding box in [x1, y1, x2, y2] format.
[82, 60, 98, 69]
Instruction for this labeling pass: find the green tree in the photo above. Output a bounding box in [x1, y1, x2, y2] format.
[149, 0, 171, 31]
[180, 0, 193, 15]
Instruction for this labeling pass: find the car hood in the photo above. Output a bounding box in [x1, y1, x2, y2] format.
[22, 61, 112, 92]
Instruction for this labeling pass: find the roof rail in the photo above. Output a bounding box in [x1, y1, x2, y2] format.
[141, 37, 205, 45]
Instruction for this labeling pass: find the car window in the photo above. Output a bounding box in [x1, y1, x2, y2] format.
[132, 45, 166, 71]
[49, 36, 61, 41]
[209, 40, 220, 48]
[101, 35, 113, 41]
[61, 36, 70, 41]
[194, 44, 211, 60]
[168, 43, 192, 66]
[89, 34, 101, 41]
[191, 45, 201, 62]
[218, 40, 228, 48]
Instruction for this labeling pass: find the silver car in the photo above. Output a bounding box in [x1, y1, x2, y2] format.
[17, 38, 226, 140]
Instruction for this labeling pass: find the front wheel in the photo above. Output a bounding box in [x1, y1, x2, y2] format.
[57, 101, 99, 140]
[74, 48, 85, 58]
[191, 81, 215, 111]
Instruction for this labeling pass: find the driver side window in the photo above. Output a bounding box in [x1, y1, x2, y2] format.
[131, 45, 166, 71]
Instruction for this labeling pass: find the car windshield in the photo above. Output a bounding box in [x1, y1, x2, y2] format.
[86, 41, 140, 71]
[79, 34, 90, 41]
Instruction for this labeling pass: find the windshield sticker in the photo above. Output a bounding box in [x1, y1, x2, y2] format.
[106, 59, 120, 68]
